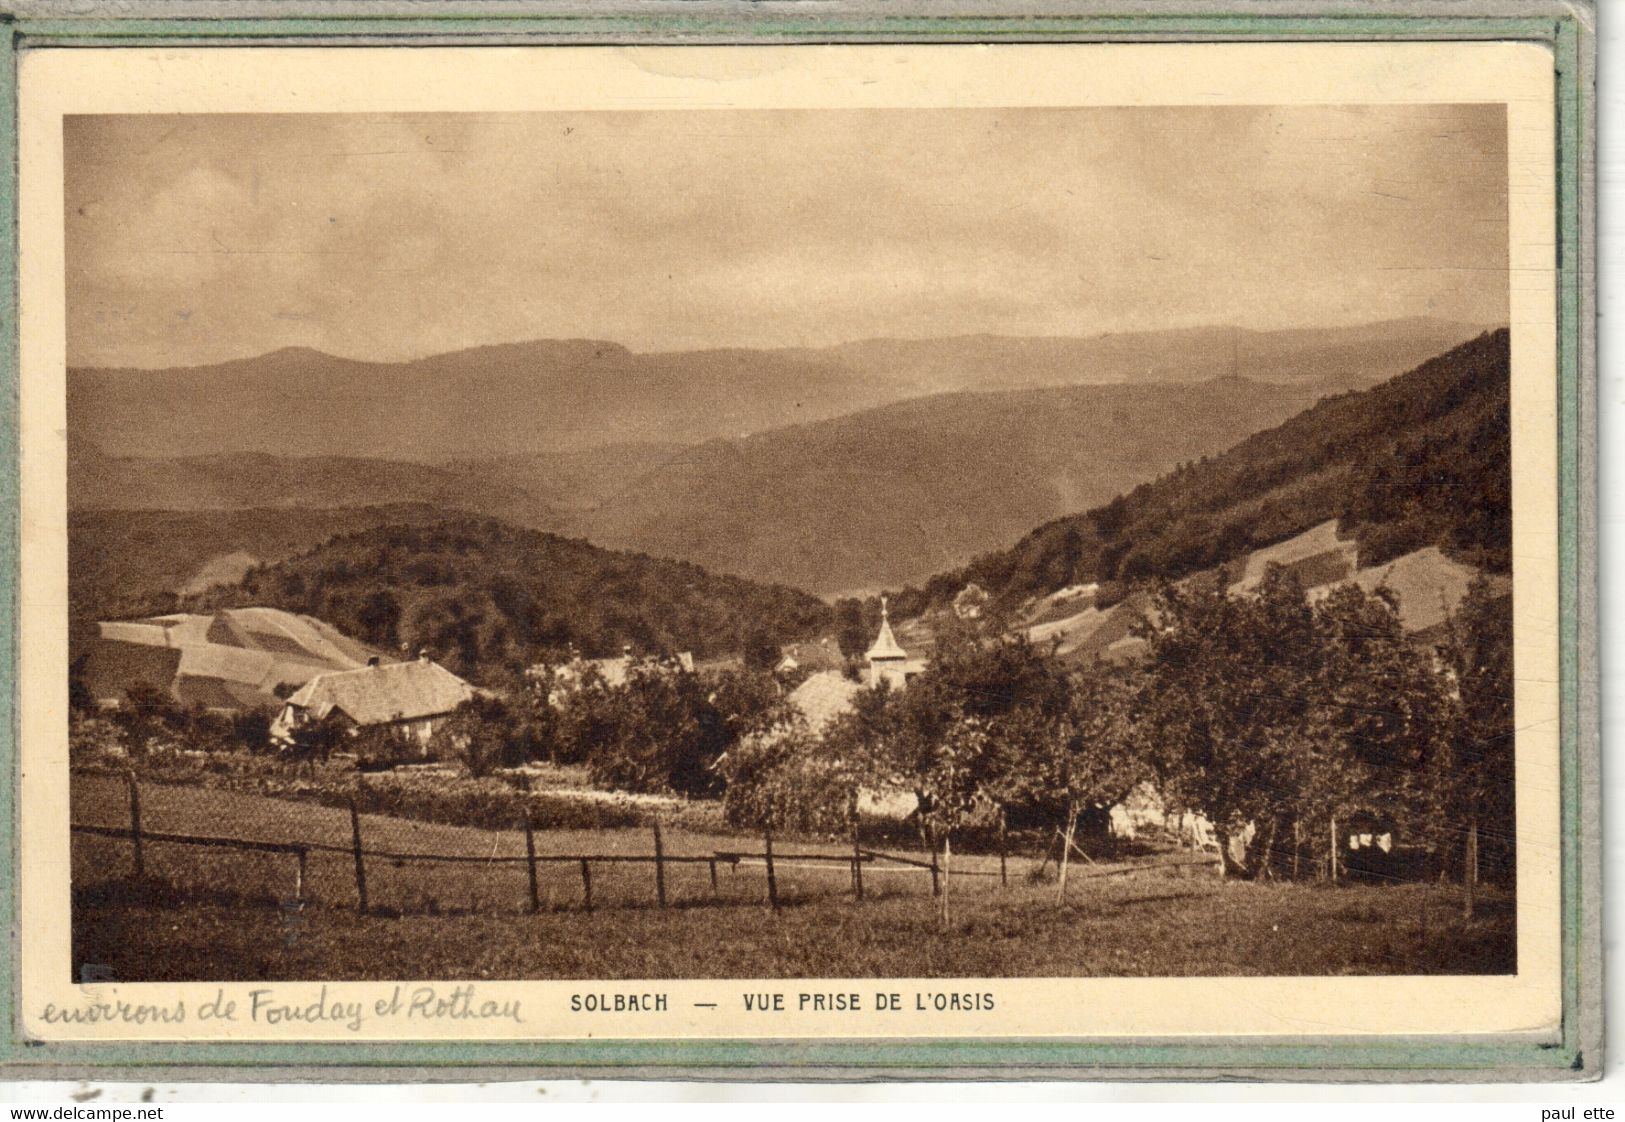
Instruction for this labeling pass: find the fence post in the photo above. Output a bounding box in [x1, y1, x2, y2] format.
[579, 858, 592, 912]
[652, 823, 667, 908]
[349, 798, 368, 915]
[851, 826, 864, 901]
[522, 809, 540, 915]
[125, 772, 144, 880]
[764, 827, 779, 911]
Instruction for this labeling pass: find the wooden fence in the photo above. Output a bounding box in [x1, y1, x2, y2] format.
[73, 776, 1212, 917]
[71, 776, 923, 915]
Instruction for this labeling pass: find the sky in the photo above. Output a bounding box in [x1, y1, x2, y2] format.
[63, 105, 1509, 368]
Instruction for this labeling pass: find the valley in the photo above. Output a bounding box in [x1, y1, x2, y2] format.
[68, 317, 1493, 600]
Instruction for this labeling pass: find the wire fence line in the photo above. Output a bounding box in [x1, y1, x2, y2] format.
[71, 773, 1019, 917]
[71, 774, 1220, 919]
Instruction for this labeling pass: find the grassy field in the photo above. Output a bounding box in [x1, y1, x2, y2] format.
[74, 874, 1513, 982]
[70, 773, 1515, 981]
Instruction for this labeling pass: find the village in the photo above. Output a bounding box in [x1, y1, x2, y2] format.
[56, 91, 1524, 982]
[67, 509, 1515, 974]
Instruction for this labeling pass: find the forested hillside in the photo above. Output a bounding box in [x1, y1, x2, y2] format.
[581, 375, 1365, 594]
[186, 519, 833, 682]
[69, 504, 467, 621]
[908, 329, 1510, 613]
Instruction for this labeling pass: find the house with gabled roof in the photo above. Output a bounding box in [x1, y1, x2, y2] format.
[269, 653, 476, 748]
[77, 607, 387, 714]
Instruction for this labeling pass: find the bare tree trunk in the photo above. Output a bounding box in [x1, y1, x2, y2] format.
[1464, 810, 1478, 921]
[1470, 814, 1480, 886]
[1329, 815, 1338, 883]
[940, 833, 952, 927]
[1292, 819, 1301, 881]
[1260, 819, 1279, 881]
[1057, 803, 1078, 901]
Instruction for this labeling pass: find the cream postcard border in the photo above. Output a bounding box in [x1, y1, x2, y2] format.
[15, 41, 1561, 1043]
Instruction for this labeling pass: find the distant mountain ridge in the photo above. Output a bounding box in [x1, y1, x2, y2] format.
[67, 318, 1496, 598]
[68, 437, 542, 520]
[70, 373, 1402, 597]
[69, 317, 1486, 461]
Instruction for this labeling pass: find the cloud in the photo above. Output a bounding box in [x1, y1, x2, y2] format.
[64, 105, 1508, 367]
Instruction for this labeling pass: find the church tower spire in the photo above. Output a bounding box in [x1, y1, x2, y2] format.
[865, 596, 910, 688]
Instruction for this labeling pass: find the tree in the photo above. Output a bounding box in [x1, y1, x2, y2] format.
[834, 598, 869, 660]
[580, 657, 729, 797]
[1433, 576, 1515, 916]
[68, 661, 96, 714]
[109, 683, 186, 759]
[282, 711, 348, 774]
[818, 681, 900, 830]
[1004, 667, 1145, 897]
[430, 695, 525, 778]
[878, 630, 1088, 918]
[717, 720, 850, 835]
[708, 668, 797, 743]
[356, 589, 402, 648]
[1137, 566, 1449, 881]
[479, 664, 562, 765]
[1299, 581, 1451, 877]
[1136, 569, 1332, 877]
[887, 630, 1070, 830]
[740, 626, 783, 674]
[231, 710, 273, 754]
[548, 660, 618, 766]
[916, 718, 990, 925]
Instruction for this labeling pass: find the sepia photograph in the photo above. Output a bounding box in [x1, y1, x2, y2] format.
[11, 40, 1568, 1048]
[61, 97, 1520, 983]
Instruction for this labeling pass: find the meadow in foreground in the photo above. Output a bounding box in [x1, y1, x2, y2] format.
[73, 871, 1513, 983]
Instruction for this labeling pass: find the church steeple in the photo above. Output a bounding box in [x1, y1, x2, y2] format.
[865, 596, 909, 687]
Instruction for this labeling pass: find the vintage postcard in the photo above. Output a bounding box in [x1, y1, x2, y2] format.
[3, 25, 1591, 1075]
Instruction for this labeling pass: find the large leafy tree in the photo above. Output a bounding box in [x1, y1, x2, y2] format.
[717, 721, 851, 835]
[282, 710, 349, 774]
[1305, 583, 1451, 851]
[1001, 667, 1146, 895]
[1432, 576, 1515, 915]
[1136, 569, 1326, 876]
[554, 660, 787, 798]
[580, 657, 727, 796]
[1138, 566, 1451, 880]
[429, 694, 529, 778]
